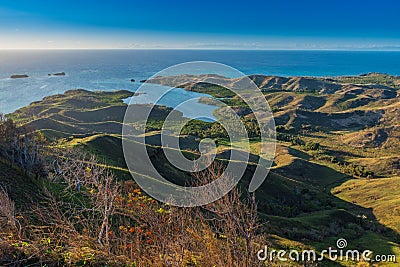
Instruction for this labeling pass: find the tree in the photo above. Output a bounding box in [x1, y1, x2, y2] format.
[0, 115, 46, 178]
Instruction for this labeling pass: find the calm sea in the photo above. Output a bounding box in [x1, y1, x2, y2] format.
[1, 50, 400, 115]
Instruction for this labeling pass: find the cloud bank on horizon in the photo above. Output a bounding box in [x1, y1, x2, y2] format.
[1, 0, 400, 50]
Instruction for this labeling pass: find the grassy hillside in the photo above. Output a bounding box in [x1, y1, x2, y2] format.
[2, 74, 400, 266]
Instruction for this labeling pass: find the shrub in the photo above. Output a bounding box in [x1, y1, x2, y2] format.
[305, 141, 320, 151]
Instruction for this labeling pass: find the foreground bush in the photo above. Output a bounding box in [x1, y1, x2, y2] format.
[0, 147, 265, 266]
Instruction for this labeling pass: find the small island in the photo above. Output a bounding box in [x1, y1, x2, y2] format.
[10, 74, 29, 79]
[48, 72, 66, 76]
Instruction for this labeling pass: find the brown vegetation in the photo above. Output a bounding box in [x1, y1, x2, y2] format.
[0, 118, 264, 266]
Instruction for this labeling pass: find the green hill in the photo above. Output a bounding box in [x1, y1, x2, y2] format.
[3, 74, 400, 266]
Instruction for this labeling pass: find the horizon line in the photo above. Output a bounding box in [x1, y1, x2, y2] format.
[1, 47, 400, 52]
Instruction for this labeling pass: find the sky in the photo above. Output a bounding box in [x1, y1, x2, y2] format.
[1, 0, 400, 50]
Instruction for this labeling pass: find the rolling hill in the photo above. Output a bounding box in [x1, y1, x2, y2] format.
[4, 73, 400, 266]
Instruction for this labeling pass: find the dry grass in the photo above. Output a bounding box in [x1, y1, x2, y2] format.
[332, 177, 400, 233]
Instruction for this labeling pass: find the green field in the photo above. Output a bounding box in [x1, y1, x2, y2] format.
[1, 73, 399, 266]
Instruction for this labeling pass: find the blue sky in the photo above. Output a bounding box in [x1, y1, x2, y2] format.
[1, 0, 400, 49]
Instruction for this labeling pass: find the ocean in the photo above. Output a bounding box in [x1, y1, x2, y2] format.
[1, 49, 400, 116]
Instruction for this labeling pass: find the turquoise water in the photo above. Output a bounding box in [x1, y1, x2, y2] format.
[123, 84, 218, 121]
[1, 50, 400, 115]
